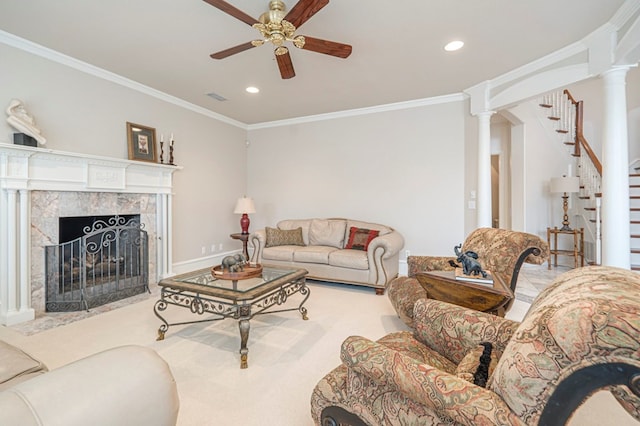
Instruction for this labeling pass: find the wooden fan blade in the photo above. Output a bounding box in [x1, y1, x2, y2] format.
[301, 36, 352, 58]
[284, 0, 329, 28]
[202, 0, 259, 26]
[276, 51, 296, 79]
[210, 41, 256, 59]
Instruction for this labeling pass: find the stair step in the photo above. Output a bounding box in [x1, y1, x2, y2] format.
[631, 184, 640, 188]
[632, 249, 640, 254]
[632, 196, 640, 199]
[556, 130, 569, 134]
[548, 116, 561, 121]
[564, 142, 576, 146]
[631, 173, 640, 177]
[633, 208, 640, 211]
[585, 207, 596, 211]
[632, 235, 640, 239]
[539, 104, 552, 108]
[633, 265, 640, 271]
[632, 220, 640, 224]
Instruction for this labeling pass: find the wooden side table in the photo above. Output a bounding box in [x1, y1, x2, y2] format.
[230, 233, 250, 261]
[415, 270, 513, 317]
[547, 227, 584, 269]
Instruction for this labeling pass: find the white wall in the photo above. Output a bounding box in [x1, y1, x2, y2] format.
[0, 43, 248, 267]
[247, 101, 467, 259]
[506, 101, 572, 238]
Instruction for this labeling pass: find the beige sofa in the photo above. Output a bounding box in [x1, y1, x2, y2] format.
[0, 340, 179, 425]
[250, 218, 404, 294]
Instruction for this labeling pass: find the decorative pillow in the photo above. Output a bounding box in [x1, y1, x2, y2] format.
[455, 342, 498, 387]
[265, 227, 305, 248]
[345, 227, 380, 251]
[308, 219, 346, 248]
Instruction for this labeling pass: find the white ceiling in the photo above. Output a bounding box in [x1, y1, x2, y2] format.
[0, 0, 627, 125]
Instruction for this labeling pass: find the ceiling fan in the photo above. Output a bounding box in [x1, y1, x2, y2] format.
[203, 0, 352, 79]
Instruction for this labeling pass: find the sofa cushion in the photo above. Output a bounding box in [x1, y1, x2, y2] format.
[277, 219, 312, 245]
[293, 246, 337, 264]
[345, 227, 380, 251]
[308, 219, 347, 248]
[0, 340, 48, 391]
[265, 226, 305, 248]
[262, 246, 296, 262]
[329, 249, 369, 270]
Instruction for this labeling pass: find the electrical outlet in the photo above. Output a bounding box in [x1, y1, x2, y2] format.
[405, 250, 410, 258]
[201, 246, 206, 255]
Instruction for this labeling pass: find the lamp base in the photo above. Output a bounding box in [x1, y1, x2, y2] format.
[240, 213, 250, 234]
[559, 193, 573, 231]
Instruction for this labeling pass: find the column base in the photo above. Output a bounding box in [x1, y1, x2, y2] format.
[1, 308, 35, 326]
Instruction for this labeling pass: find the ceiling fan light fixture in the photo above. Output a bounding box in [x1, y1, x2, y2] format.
[444, 40, 464, 52]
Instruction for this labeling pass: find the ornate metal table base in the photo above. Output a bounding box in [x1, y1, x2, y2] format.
[154, 277, 309, 368]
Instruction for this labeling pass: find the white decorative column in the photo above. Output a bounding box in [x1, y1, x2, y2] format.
[19, 189, 30, 314]
[156, 193, 175, 279]
[600, 66, 631, 269]
[477, 111, 495, 228]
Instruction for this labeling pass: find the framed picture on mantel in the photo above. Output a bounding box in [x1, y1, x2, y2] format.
[126, 122, 157, 163]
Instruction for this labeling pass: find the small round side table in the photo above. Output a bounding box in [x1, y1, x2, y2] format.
[230, 233, 250, 261]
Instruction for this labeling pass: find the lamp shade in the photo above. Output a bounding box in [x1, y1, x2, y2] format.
[550, 176, 579, 193]
[233, 197, 256, 214]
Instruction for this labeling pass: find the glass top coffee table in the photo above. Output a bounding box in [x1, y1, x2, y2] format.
[154, 264, 309, 368]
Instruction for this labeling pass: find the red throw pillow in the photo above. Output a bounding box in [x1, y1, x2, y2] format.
[345, 227, 380, 251]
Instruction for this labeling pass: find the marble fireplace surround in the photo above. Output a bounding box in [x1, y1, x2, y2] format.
[0, 143, 180, 325]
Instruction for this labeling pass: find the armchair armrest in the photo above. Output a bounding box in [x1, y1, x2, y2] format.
[412, 298, 520, 363]
[341, 336, 525, 426]
[0, 345, 179, 426]
[249, 229, 266, 264]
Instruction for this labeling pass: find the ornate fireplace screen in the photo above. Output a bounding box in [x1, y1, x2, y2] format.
[45, 216, 149, 312]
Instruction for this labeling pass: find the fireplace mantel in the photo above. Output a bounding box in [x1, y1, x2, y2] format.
[0, 142, 180, 325]
[0, 142, 179, 193]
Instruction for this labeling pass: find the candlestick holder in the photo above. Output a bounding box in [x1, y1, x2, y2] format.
[160, 141, 164, 164]
[169, 144, 175, 166]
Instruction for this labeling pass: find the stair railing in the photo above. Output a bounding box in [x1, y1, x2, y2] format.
[540, 90, 603, 264]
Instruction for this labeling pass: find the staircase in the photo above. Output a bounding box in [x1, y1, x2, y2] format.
[539, 90, 638, 270]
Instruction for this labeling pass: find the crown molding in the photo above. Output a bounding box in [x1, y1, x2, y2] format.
[247, 93, 466, 130]
[0, 30, 248, 130]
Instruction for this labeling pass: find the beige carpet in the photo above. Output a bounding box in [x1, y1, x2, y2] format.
[0, 265, 636, 425]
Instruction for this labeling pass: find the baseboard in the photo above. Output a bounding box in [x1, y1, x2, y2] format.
[172, 250, 241, 275]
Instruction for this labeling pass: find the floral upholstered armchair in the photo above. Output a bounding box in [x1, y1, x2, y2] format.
[387, 227, 549, 327]
[311, 266, 640, 426]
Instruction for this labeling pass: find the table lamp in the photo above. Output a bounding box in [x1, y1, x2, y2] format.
[550, 176, 580, 231]
[234, 196, 256, 234]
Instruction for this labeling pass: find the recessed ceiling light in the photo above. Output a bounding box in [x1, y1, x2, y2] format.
[246, 86, 260, 94]
[444, 40, 464, 52]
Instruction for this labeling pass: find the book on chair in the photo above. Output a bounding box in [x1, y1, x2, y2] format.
[454, 268, 494, 285]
